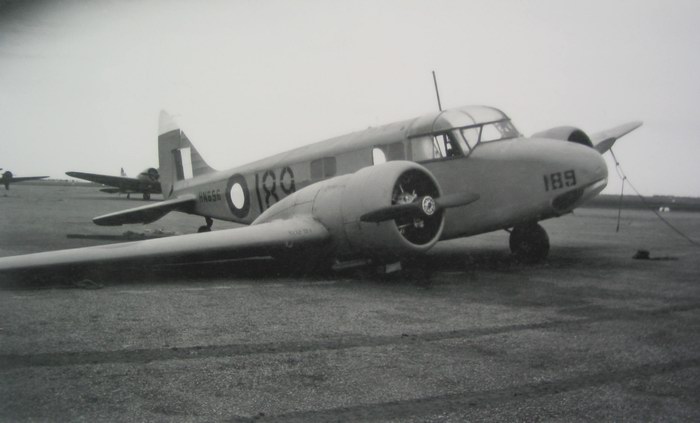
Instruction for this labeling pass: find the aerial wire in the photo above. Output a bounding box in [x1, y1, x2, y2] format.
[609, 148, 700, 248]
[432, 70, 442, 112]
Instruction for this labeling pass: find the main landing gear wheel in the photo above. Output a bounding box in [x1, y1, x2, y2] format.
[509, 223, 550, 263]
[198, 217, 214, 233]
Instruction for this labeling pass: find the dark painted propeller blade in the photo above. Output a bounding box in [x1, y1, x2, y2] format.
[360, 191, 480, 223]
[360, 201, 424, 223]
[435, 192, 480, 209]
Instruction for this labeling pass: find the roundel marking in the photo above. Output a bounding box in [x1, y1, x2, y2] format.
[231, 183, 245, 209]
[421, 196, 436, 216]
[280, 166, 296, 195]
[226, 174, 250, 218]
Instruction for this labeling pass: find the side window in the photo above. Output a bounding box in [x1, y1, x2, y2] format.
[372, 148, 387, 165]
[324, 157, 336, 177]
[310, 159, 323, 180]
[310, 157, 337, 179]
[386, 142, 405, 161]
[410, 136, 436, 161]
[373, 142, 405, 165]
[410, 134, 463, 161]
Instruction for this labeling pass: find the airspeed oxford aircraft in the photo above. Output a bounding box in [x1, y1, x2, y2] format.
[0, 106, 641, 275]
[66, 167, 162, 200]
[1, 169, 49, 190]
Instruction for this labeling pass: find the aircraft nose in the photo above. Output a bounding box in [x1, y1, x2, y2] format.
[569, 141, 608, 184]
[542, 140, 608, 212]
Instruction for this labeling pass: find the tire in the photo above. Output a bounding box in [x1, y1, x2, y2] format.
[509, 223, 550, 263]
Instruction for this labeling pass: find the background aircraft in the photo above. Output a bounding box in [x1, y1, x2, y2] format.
[66, 168, 162, 200]
[1, 169, 49, 190]
[0, 106, 641, 274]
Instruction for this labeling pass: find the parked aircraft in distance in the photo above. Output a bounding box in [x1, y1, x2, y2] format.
[1, 169, 49, 190]
[66, 168, 162, 200]
[0, 106, 641, 274]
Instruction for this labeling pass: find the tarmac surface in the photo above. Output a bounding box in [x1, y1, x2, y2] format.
[1, 184, 700, 421]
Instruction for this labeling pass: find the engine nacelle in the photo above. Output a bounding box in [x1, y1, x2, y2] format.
[531, 126, 593, 148]
[256, 161, 445, 261]
[139, 168, 160, 182]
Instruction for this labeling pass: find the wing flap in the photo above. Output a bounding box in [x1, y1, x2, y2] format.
[591, 121, 643, 153]
[0, 217, 329, 273]
[93, 195, 196, 226]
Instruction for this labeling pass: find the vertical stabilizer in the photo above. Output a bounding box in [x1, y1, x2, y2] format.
[158, 111, 216, 198]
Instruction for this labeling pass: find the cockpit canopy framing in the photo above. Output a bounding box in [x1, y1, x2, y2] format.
[407, 106, 521, 161]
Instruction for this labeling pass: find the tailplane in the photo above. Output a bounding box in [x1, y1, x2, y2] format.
[158, 111, 216, 198]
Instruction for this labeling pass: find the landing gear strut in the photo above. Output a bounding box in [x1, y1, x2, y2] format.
[509, 223, 549, 263]
[198, 217, 214, 233]
[143, 193, 151, 200]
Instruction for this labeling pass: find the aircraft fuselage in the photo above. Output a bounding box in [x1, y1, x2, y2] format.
[166, 108, 607, 242]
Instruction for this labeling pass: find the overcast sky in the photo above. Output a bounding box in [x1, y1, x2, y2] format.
[1, 0, 698, 196]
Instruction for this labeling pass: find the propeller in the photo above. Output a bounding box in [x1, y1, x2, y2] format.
[360, 191, 480, 223]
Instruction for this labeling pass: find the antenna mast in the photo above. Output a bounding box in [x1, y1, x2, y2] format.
[432, 70, 443, 111]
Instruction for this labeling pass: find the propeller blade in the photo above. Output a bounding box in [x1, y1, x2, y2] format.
[435, 192, 480, 209]
[360, 201, 424, 223]
[360, 191, 480, 223]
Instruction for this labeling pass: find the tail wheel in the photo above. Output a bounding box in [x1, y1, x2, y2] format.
[509, 223, 550, 263]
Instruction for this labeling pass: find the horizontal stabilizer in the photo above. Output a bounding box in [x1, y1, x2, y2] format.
[591, 121, 643, 153]
[0, 217, 330, 273]
[93, 195, 196, 226]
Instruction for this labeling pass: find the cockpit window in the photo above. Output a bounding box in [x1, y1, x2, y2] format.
[409, 118, 520, 161]
[478, 120, 520, 142]
[460, 127, 480, 150]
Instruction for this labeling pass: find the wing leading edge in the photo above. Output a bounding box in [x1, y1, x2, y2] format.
[0, 217, 330, 273]
[8, 176, 49, 183]
[66, 171, 162, 193]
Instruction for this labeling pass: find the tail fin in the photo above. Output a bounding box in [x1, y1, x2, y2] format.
[158, 111, 216, 198]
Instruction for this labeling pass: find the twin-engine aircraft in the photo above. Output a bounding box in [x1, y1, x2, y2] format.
[66, 167, 162, 200]
[1, 169, 49, 190]
[0, 106, 641, 274]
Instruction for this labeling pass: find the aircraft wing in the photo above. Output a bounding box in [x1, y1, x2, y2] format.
[591, 121, 643, 153]
[0, 217, 330, 273]
[65, 171, 161, 193]
[10, 176, 49, 183]
[92, 194, 197, 226]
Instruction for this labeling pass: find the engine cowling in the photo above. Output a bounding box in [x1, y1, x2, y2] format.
[531, 126, 593, 148]
[140, 168, 160, 182]
[256, 161, 445, 260]
[336, 161, 444, 258]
